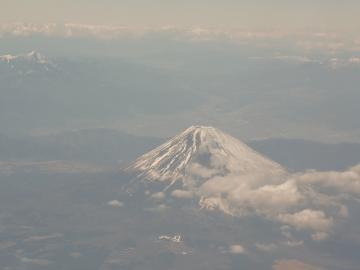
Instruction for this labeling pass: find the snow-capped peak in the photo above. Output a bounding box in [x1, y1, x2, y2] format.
[0, 51, 50, 64]
[24, 51, 48, 63]
[0, 51, 56, 73]
[126, 126, 286, 191]
[0, 54, 16, 63]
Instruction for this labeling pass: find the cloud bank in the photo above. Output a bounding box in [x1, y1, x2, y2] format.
[173, 162, 360, 240]
[1, 23, 359, 54]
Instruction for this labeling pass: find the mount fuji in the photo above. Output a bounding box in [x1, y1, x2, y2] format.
[125, 126, 287, 204]
[124, 126, 343, 241]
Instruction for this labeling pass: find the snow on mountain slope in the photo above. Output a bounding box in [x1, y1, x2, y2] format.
[126, 126, 286, 192]
[1, 51, 48, 64]
[0, 51, 55, 72]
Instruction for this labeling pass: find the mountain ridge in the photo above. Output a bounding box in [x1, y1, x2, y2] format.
[126, 126, 286, 193]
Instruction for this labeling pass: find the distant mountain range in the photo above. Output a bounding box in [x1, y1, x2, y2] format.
[248, 138, 360, 172]
[0, 128, 359, 172]
[0, 129, 163, 165]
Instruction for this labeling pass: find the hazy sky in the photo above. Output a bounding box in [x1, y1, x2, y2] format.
[2, 0, 360, 31]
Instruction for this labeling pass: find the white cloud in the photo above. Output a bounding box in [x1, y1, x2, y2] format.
[296, 165, 360, 195]
[278, 209, 333, 232]
[186, 163, 217, 179]
[19, 257, 52, 266]
[107, 200, 124, 208]
[196, 163, 360, 240]
[159, 234, 182, 243]
[311, 232, 329, 241]
[338, 205, 349, 218]
[24, 233, 63, 242]
[151, 192, 165, 200]
[280, 226, 304, 247]
[273, 259, 324, 270]
[0, 22, 142, 39]
[349, 57, 360, 64]
[70, 252, 82, 258]
[255, 243, 278, 252]
[280, 225, 293, 239]
[238, 180, 303, 211]
[145, 203, 169, 212]
[1, 23, 359, 54]
[282, 240, 304, 247]
[228, 244, 246, 254]
[171, 189, 194, 199]
[199, 175, 302, 217]
[251, 55, 316, 64]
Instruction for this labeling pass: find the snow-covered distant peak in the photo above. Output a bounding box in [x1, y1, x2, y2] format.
[0, 51, 50, 64]
[0, 51, 56, 72]
[126, 125, 286, 190]
[0, 54, 16, 63]
[24, 51, 48, 63]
